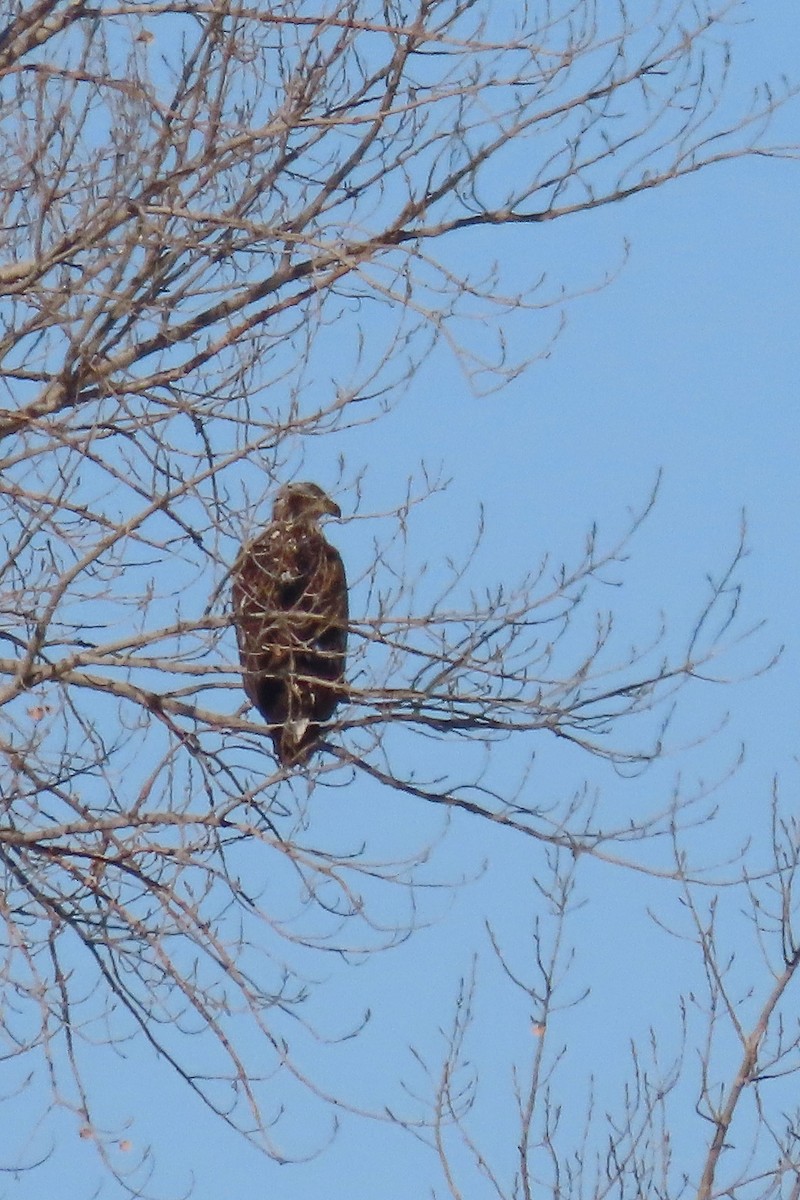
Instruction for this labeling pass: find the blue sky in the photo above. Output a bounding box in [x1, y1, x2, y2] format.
[4, 5, 799, 1198]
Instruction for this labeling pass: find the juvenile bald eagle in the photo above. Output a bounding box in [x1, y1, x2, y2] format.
[231, 482, 348, 766]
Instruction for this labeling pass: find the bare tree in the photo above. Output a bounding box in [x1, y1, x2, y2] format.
[400, 785, 800, 1200]
[0, 0, 795, 1192]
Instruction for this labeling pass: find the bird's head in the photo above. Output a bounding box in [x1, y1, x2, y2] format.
[272, 481, 342, 523]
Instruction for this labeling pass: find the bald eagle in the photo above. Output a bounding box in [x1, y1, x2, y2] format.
[231, 482, 348, 766]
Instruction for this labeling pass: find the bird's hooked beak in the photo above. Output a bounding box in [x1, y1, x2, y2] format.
[323, 497, 342, 520]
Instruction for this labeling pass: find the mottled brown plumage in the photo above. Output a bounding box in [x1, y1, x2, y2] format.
[231, 482, 348, 766]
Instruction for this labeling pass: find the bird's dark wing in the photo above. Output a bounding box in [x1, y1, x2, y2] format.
[231, 524, 296, 718]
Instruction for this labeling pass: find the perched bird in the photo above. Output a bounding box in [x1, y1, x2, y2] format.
[231, 482, 348, 766]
